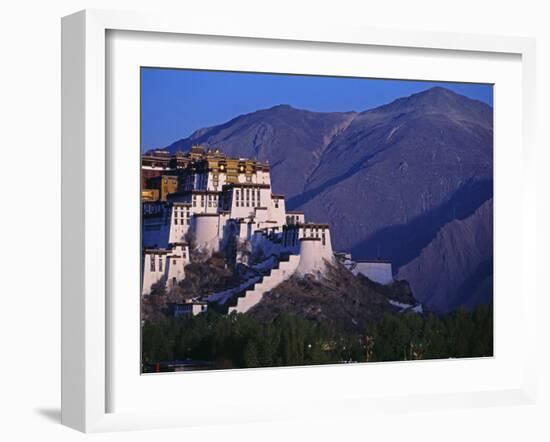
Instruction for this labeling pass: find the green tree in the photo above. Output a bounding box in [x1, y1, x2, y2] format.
[243, 341, 260, 367]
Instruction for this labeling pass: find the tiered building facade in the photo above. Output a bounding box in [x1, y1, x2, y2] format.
[141, 146, 392, 314]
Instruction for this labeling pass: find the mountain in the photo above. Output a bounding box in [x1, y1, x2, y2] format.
[165, 87, 493, 313]
[168, 105, 357, 200]
[396, 199, 493, 313]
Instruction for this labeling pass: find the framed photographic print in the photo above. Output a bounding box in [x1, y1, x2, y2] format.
[61, 9, 537, 432]
[139, 68, 494, 371]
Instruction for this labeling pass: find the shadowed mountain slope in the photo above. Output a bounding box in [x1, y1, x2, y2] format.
[396, 199, 493, 313]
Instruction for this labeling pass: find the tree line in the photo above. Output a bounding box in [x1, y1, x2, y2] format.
[142, 304, 493, 371]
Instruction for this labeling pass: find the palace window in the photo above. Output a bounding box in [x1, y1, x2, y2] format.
[150, 255, 155, 272]
[158, 257, 163, 272]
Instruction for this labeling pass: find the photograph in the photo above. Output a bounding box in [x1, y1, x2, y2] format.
[140, 68, 494, 373]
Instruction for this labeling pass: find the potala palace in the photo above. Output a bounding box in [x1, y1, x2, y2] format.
[141, 146, 393, 314]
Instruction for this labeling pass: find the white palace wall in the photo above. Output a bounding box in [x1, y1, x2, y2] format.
[295, 237, 335, 276]
[165, 244, 188, 290]
[193, 214, 222, 252]
[142, 251, 168, 295]
[353, 261, 393, 285]
[168, 203, 191, 244]
[142, 244, 190, 295]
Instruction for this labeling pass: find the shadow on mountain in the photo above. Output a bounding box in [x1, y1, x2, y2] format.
[286, 148, 386, 210]
[351, 178, 493, 269]
[453, 258, 494, 311]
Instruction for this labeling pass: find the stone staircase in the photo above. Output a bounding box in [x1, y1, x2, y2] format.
[206, 255, 278, 306]
[206, 274, 262, 305]
[211, 254, 300, 314]
[228, 254, 300, 314]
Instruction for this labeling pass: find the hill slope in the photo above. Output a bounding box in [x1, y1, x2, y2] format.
[248, 262, 418, 334]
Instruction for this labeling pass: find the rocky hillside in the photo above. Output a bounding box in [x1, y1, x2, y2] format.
[164, 87, 493, 313]
[249, 262, 419, 334]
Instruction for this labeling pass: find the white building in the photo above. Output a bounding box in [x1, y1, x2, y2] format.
[353, 260, 393, 285]
[335, 253, 394, 285]
[141, 147, 392, 312]
[141, 243, 190, 295]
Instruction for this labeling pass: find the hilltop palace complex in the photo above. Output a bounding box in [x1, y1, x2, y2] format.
[141, 146, 393, 315]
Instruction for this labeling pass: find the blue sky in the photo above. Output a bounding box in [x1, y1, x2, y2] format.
[141, 68, 493, 151]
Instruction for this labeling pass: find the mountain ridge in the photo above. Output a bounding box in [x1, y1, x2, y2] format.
[158, 86, 492, 155]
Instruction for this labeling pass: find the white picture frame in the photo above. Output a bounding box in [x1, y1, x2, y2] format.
[61, 9, 537, 433]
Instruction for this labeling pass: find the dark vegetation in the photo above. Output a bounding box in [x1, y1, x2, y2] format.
[142, 304, 493, 372]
